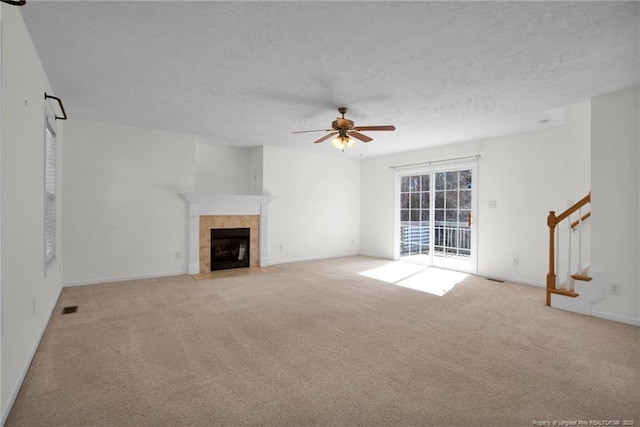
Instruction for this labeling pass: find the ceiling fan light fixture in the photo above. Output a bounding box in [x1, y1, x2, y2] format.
[293, 107, 395, 150]
[331, 135, 355, 151]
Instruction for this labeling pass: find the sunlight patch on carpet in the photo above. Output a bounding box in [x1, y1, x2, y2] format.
[359, 261, 426, 284]
[359, 261, 468, 296]
[396, 267, 468, 296]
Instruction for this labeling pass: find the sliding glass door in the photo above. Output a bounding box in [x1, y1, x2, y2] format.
[398, 164, 477, 273]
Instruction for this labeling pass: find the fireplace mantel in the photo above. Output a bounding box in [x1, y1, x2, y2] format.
[181, 194, 275, 274]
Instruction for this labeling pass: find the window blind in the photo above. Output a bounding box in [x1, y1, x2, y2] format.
[45, 120, 56, 270]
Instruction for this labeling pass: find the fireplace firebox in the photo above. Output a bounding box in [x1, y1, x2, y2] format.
[210, 228, 250, 271]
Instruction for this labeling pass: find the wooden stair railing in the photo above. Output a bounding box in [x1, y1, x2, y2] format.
[570, 212, 591, 229]
[546, 192, 591, 306]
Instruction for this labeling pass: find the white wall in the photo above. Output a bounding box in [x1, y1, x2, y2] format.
[195, 142, 253, 194]
[0, 3, 4, 415]
[361, 102, 591, 286]
[0, 5, 64, 421]
[262, 146, 361, 264]
[62, 120, 196, 285]
[0, 3, 4, 412]
[248, 146, 264, 195]
[591, 86, 639, 324]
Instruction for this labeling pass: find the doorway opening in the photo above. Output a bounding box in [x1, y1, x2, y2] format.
[396, 164, 478, 273]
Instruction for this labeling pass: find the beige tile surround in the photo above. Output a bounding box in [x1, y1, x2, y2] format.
[199, 215, 260, 273]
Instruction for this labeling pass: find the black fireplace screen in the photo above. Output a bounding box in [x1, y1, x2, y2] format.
[210, 228, 250, 271]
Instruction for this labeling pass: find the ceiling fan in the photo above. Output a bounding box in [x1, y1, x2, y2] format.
[292, 107, 396, 151]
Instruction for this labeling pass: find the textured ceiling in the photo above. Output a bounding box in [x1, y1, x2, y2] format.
[20, 1, 640, 158]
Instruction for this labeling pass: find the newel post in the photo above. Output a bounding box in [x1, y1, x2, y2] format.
[546, 211, 557, 306]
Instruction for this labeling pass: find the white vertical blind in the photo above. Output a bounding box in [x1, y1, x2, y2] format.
[44, 119, 56, 271]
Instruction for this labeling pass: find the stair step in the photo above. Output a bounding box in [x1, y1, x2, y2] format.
[571, 274, 592, 282]
[549, 288, 580, 298]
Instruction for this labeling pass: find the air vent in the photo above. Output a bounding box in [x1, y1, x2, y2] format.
[485, 278, 505, 283]
[61, 306, 78, 315]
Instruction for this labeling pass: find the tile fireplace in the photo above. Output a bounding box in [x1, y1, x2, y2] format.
[181, 194, 275, 274]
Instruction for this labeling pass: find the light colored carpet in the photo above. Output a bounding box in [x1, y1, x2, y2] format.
[6, 256, 640, 426]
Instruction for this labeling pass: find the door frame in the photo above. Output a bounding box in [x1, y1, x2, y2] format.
[393, 160, 479, 274]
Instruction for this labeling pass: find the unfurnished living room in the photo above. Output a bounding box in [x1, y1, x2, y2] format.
[1, 1, 639, 426]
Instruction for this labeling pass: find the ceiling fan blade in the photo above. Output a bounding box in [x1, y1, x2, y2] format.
[292, 129, 333, 134]
[313, 132, 338, 144]
[354, 125, 396, 131]
[349, 131, 373, 143]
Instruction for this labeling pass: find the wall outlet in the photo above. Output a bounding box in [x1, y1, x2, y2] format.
[279, 244, 284, 251]
[175, 251, 181, 260]
[609, 283, 621, 296]
[488, 200, 497, 209]
[512, 257, 519, 266]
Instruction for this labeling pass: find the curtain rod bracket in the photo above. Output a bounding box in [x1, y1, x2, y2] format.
[1, 0, 26, 6]
[44, 93, 68, 121]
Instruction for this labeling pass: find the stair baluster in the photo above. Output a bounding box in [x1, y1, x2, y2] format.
[576, 207, 583, 274]
[546, 192, 591, 306]
[566, 213, 573, 291]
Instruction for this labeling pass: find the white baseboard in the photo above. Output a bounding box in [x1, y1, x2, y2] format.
[358, 251, 393, 260]
[269, 251, 361, 266]
[592, 310, 640, 327]
[63, 269, 188, 287]
[2, 285, 63, 426]
[480, 274, 545, 287]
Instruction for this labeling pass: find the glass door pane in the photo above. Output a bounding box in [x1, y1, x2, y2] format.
[399, 174, 429, 258]
[433, 169, 472, 268]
